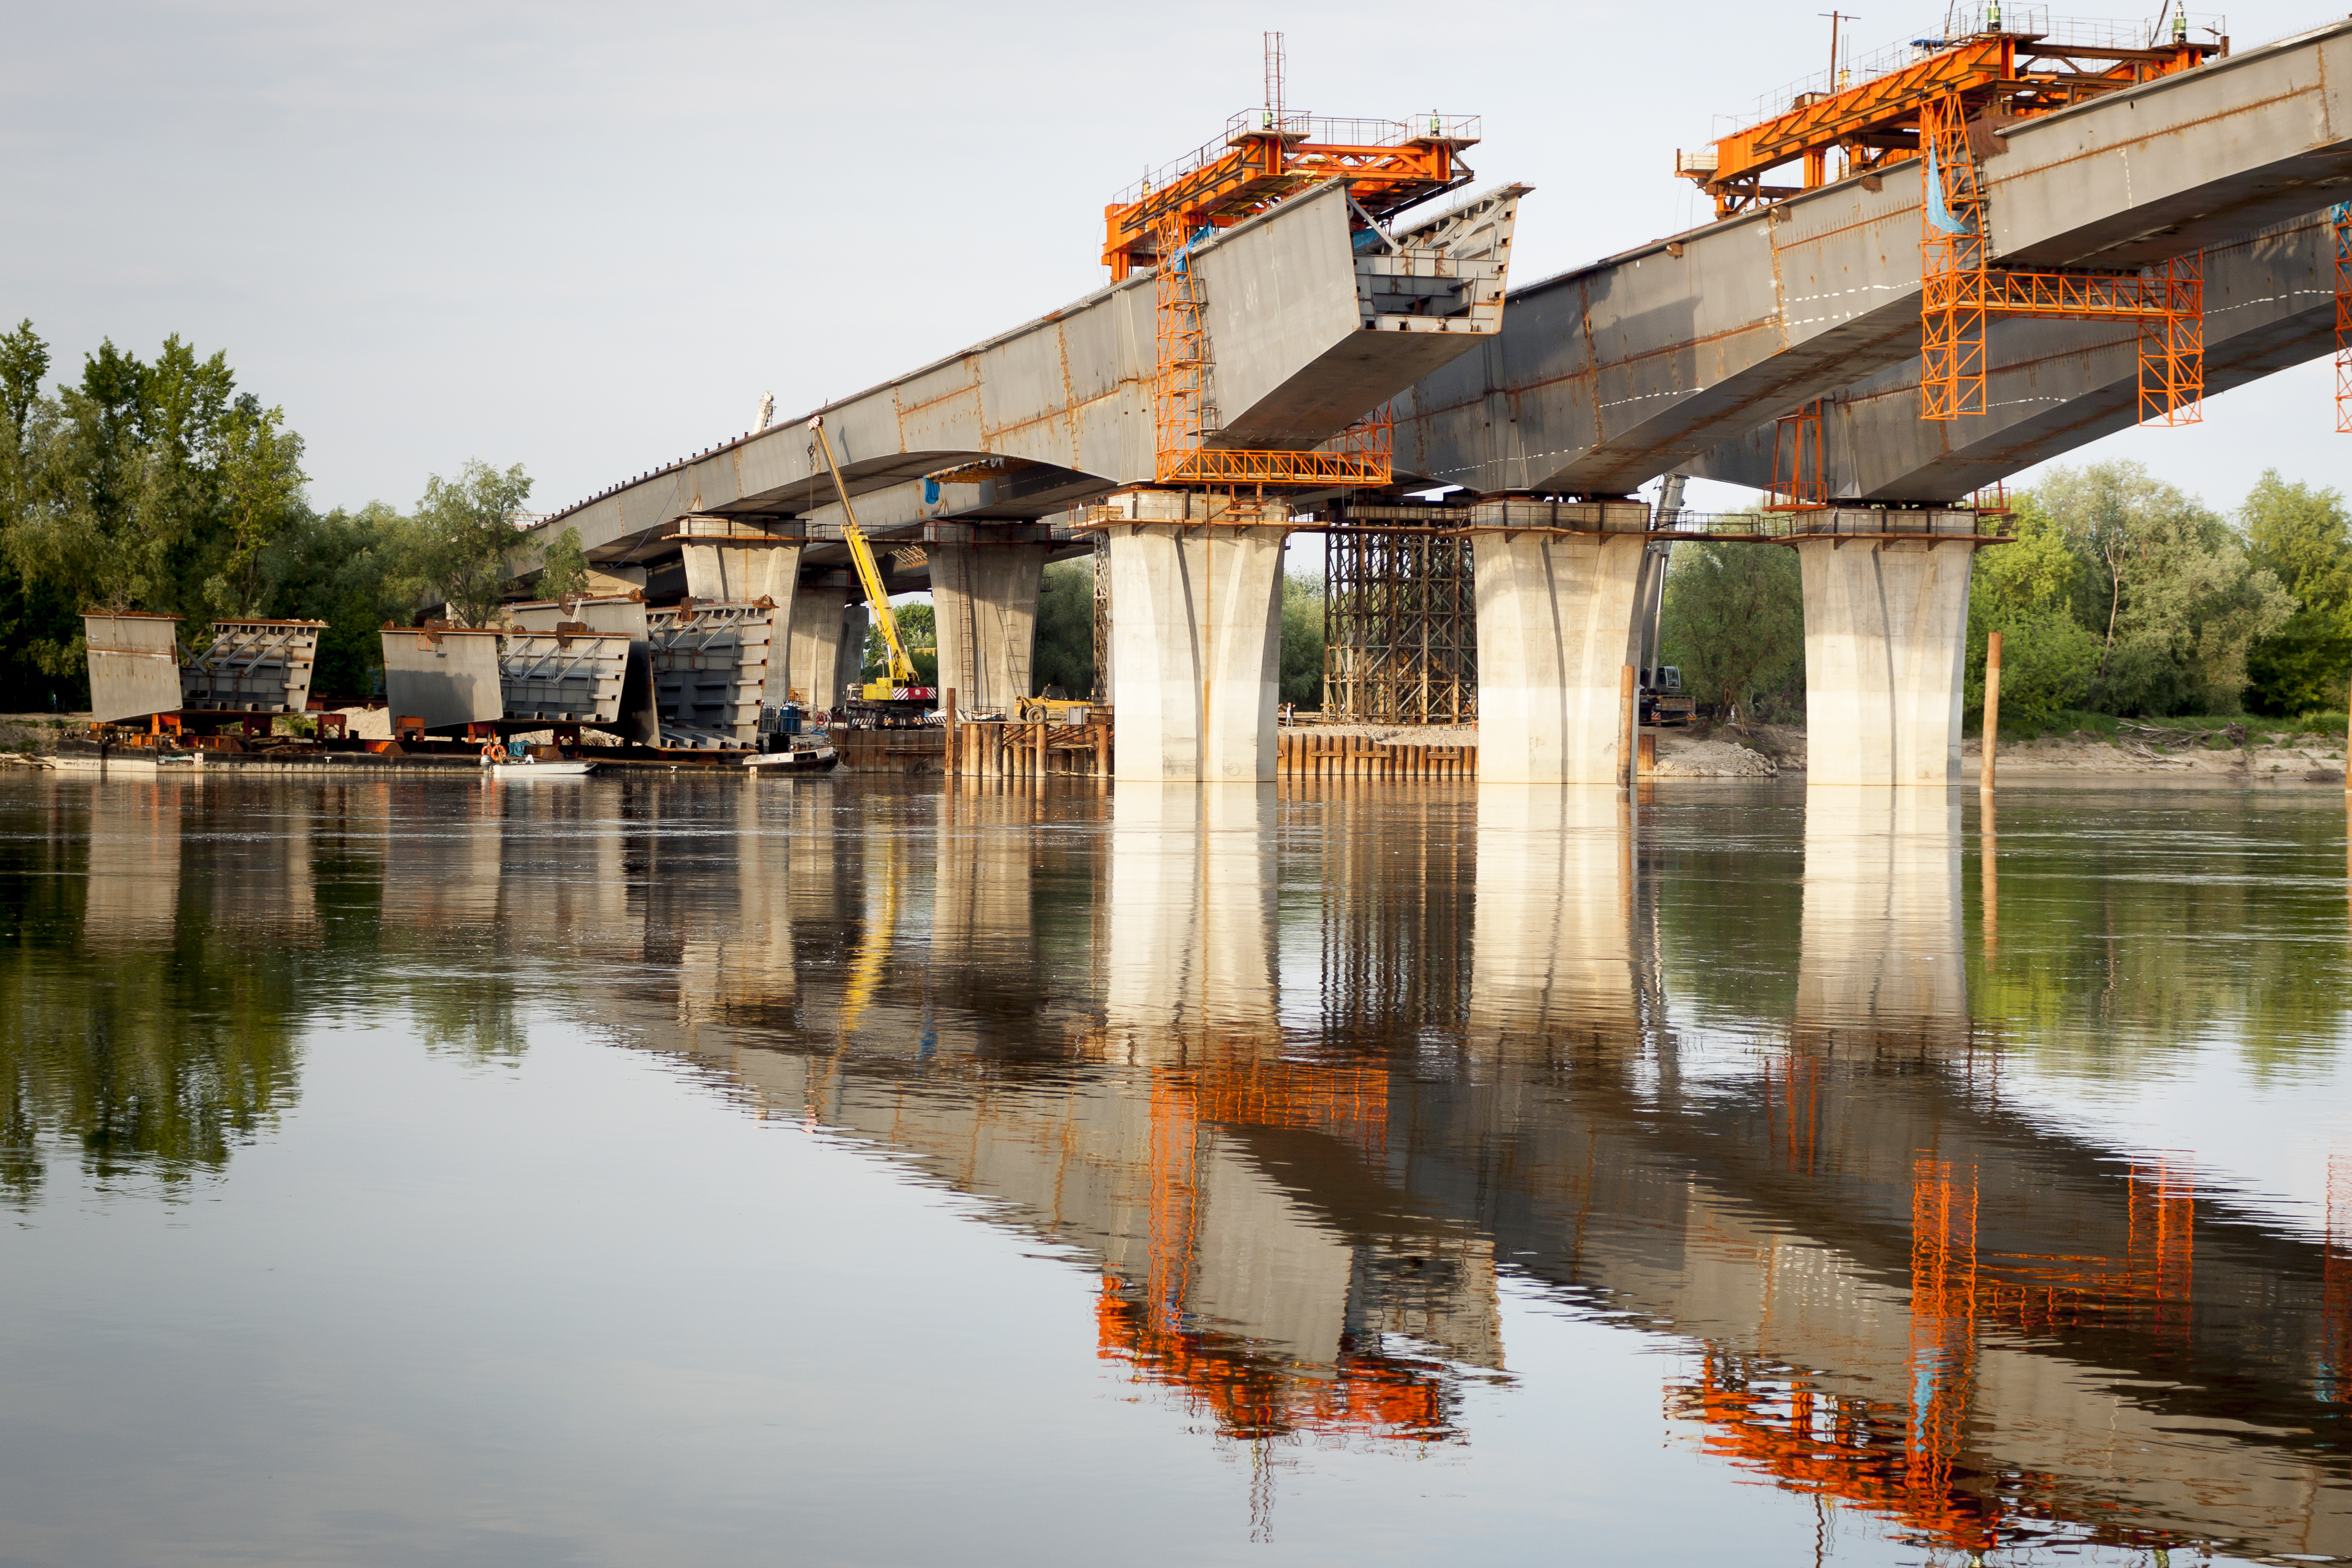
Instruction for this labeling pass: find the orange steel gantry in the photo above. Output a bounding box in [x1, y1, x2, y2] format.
[1104, 35, 1476, 489]
[1680, 10, 2221, 465]
[1678, 20, 2219, 221]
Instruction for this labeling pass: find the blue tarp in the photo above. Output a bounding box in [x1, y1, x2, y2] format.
[1925, 147, 1972, 236]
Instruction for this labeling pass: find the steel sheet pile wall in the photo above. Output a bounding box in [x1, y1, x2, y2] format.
[83, 613, 184, 724]
[380, 627, 504, 732]
[497, 631, 629, 725]
[179, 620, 324, 714]
[647, 602, 773, 747]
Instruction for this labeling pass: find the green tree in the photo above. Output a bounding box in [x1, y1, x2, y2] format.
[2242, 469, 2352, 714]
[1658, 538, 1806, 723]
[1965, 508, 2101, 727]
[535, 525, 590, 603]
[1032, 560, 1096, 697]
[863, 599, 938, 685]
[1281, 571, 1325, 709]
[211, 395, 309, 615]
[259, 502, 432, 698]
[2036, 461, 2293, 714]
[413, 459, 532, 627]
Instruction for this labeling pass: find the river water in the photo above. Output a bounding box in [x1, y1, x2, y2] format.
[4, 773, 2350, 1565]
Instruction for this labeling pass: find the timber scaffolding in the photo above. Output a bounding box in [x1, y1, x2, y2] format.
[944, 719, 1115, 778]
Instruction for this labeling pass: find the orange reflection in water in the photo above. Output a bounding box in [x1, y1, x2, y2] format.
[1093, 1059, 1455, 1445]
[1668, 1152, 2206, 1556]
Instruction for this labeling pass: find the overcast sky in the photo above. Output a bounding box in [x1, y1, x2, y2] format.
[4, 0, 2338, 526]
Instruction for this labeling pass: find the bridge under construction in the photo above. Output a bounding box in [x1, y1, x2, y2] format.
[481, 10, 2352, 784]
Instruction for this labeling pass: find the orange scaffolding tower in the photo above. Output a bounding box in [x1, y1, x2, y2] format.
[2335, 202, 2352, 433]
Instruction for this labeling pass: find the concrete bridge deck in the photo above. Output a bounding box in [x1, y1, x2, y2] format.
[1392, 16, 2352, 499]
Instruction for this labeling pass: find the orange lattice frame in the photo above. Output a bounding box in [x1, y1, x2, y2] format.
[1920, 95, 2201, 426]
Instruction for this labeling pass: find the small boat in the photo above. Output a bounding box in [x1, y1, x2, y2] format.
[488, 759, 599, 778]
[743, 741, 838, 775]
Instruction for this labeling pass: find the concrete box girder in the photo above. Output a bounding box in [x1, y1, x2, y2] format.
[1692, 212, 2335, 500]
[525, 180, 1524, 574]
[1394, 18, 2352, 500]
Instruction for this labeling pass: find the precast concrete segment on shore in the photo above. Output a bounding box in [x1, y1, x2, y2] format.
[522, 179, 1525, 570]
[380, 627, 504, 734]
[1691, 213, 2340, 499]
[1470, 530, 1650, 785]
[1792, 519, 1979, 787]
[82, 614, 185, 725]
[931, 542, 1051, 717]
[1103, 508, 1288, 783]
[1393, 18, 2352, 498]
[509, 596, 658, 744]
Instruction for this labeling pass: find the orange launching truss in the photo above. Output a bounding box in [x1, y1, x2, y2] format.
[1104, 111, 1477, 281]
[1676, 13, 2219, 221]
[1680, 10, 2220, 430]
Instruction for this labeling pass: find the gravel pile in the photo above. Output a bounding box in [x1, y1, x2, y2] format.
[1650, 739, 1779, 778]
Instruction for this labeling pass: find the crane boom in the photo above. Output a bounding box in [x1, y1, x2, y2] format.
[807, 417, 918, 688]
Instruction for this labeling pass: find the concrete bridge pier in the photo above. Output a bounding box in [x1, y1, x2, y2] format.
[1469, 502, 1655, 785]
[786, 585, 865, 710]
[1791, 512, 1981, 787]
[931, 538, 1052, 716]
[1100, 492, 1291, 783]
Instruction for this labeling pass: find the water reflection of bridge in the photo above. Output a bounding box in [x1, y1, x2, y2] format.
[24, 773, 2352, 1556]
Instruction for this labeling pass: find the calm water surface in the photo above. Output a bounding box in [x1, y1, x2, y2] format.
[5, 773, 2352, 1565]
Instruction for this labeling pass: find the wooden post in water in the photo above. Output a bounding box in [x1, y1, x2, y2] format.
[1980, 633, 2002, 793]
[1982, 792, 1998, 953]
[943, 688, 958, 778]
[1618, 666, 1638, 788]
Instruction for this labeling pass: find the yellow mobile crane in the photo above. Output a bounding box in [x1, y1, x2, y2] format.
[807, 417, 929, 710]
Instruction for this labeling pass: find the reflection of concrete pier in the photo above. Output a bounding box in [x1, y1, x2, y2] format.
[350, 784, 2352, 1558]
[1794, 786, 1965, 1044]
[1467, 785, 1649, 1051]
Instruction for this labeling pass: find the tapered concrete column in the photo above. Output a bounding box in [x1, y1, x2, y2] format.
[786, 588, 863, 710]
[1792, 515, 1980, 786]
[1471, 512, 1653, 784]
[931, 541, 1051, 715]
[1102, 499, 1289, 783]
[677, 516, 802, 604]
